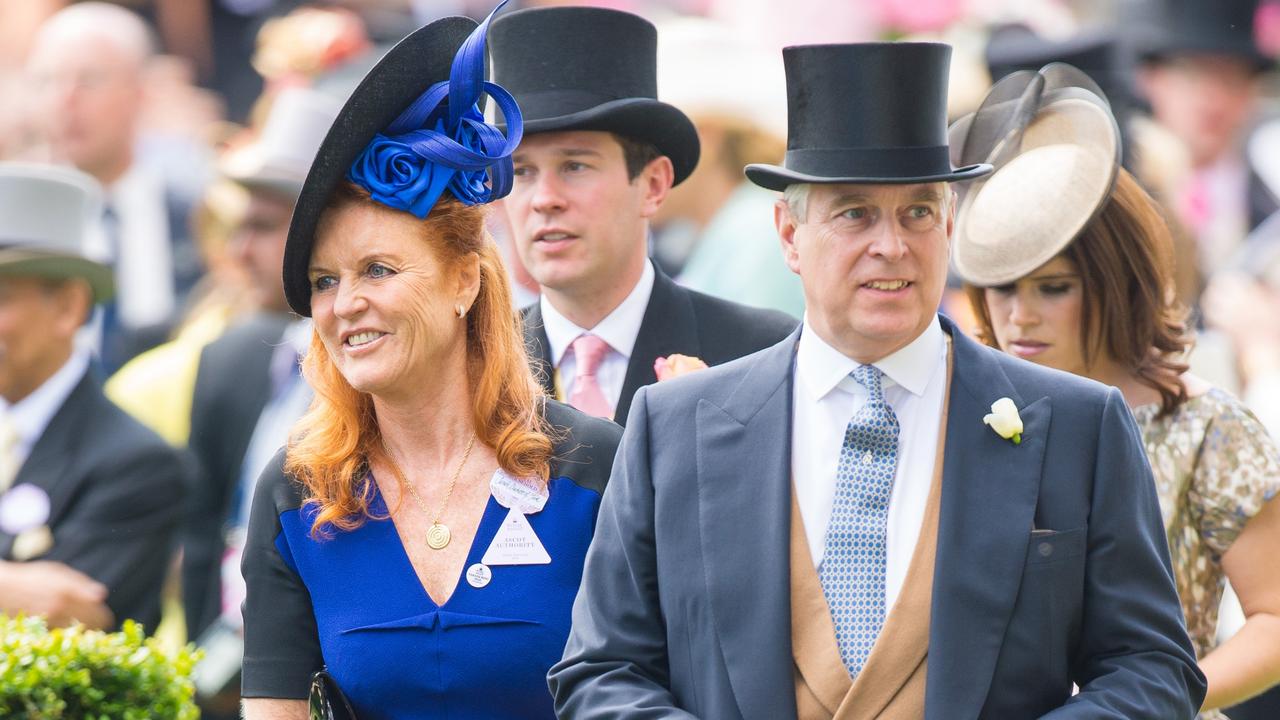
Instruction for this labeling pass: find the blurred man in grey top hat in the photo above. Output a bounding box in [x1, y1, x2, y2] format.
[0, 162, 188, 632]
[182, 87, 339, 716]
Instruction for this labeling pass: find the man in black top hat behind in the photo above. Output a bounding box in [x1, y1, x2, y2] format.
[551, 41, 1203, 719]
[489, 6, 796, 426]
[1134, 0, 1279, 278]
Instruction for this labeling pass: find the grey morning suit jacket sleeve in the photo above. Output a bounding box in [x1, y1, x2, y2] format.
[550, 386, 698, 719]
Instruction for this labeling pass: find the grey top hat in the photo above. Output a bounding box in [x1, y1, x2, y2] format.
[221, 87, 344, 197]
[0, 162, 114, 302]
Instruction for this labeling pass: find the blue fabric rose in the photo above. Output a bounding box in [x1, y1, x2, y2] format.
[348, 1, 522, 218]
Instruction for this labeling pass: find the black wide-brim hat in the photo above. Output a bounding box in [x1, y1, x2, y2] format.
[1137, 0, 1273, 71]
[745, 43, 991, 191]
[489, 6, 700, 185]
[283, 16, 477, 317]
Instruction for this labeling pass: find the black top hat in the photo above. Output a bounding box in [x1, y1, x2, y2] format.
[985, 26, 1137, 168]
[489, 6, 700, 185]
[1137, 0, 1272, 70]
[283, 16, 480, 316]
[745, 43, 991, 191]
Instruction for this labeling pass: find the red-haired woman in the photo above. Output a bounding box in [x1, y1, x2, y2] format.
[954, 66, 1280, 717]
[238, 9, 619, 720]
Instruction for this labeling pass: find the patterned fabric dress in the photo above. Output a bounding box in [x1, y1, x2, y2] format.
[1134, 388, 1280, 719]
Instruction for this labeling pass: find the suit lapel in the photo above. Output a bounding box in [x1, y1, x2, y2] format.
[0, 371, 95, 559]
[925, 318, 1051, 720]
[616, 268, 700, 426]
[520, 303, 557, 397]
[697, 328, 800, 720]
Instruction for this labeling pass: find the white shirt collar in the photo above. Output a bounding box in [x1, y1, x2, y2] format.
[796, 315, 944, 402]
[540, 259, 656, 366]
[1, 346, 91, 453]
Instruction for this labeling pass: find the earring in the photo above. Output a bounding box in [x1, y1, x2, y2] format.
[456, 304, 466, 318]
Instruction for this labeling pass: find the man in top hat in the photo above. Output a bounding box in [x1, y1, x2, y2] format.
[0, 163, 188, 632]
[551, 43, 1204, 718]
[27, 3, 206, 372]
[489, 6, 797, 425]
[1134, 0, 1279, 277]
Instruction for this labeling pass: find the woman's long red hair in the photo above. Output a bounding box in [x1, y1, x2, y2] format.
[285, 183, 553, 536]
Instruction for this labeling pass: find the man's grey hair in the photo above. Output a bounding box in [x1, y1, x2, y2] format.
[783, 183, 811, 222]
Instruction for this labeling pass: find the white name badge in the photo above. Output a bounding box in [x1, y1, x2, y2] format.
[481, 507, 551, 566]
[466, 563, 492, 588]
[489, 469, 548, 515]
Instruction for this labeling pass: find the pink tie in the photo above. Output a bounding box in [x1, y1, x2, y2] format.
[568, 334, 614, 419]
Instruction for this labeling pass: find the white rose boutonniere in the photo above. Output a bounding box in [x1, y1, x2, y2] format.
[983, 397, 1024, 445]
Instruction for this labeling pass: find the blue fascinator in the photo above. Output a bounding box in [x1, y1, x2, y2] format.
[282, 5, 521, 316]
[349, 1, 522, 217]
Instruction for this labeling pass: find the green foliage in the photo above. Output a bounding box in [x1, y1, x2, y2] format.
[0, 614, 202, 719]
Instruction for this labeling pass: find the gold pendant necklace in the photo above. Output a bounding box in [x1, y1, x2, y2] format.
[381, 432, 476, 551]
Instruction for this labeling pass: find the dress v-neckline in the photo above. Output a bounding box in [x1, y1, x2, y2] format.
[374, 478, 504, 609]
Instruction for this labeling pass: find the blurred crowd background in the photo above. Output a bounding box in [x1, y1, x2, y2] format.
[3, 0, 1280, 715]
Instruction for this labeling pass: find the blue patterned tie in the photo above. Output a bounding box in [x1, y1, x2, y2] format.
[819, 364, 900, 678]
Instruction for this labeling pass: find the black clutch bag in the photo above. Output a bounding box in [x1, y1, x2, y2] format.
[308, 669, 358, 720]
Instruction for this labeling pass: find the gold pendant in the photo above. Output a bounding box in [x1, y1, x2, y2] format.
[426, 523, 451, 550]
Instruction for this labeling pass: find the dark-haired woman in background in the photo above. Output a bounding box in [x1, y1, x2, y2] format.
[239, 7, 620, 719]
[953, 65, 1280, 717]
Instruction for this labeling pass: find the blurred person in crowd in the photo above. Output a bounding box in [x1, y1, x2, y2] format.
[490, 6, 796, 426]
[1136, 0, 1280, 279]
[0, 162, 187, 633]
[554, 44, 1203, 719]
[26, 2, 205, 372]
[955, 65, 1280, 718]
[240, 10, 621, 719]
[651, 17, 805, 318]
[1204, 211, 1280, 437]
[1201, 211, 1280, 720]
[180, 86, 338, 718]
[103, 177, 255, 447]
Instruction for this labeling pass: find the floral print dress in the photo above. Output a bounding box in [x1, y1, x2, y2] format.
[1134, 388, 1280, 719]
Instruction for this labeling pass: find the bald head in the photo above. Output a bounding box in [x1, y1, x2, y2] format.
[27, 2, 154, 184]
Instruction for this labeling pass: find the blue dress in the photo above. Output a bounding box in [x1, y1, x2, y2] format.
[240, 402, 620, 719]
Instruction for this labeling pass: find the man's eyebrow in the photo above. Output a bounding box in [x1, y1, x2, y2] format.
[827, 193, 871, 208]
[512, 148, 604, 163]
[912, 188, 945, 203]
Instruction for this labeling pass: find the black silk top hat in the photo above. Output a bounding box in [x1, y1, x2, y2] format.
[745, 43, 992, 191]
[489, 6, 700, 185]
[283, 4, 522, 316]
[1138, 0, 1272, 70]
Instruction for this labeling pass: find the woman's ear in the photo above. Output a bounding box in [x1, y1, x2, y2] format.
[456, 251, 482, 311]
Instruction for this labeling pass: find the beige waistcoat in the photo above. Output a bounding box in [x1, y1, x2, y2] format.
[791, 349, 951, 720]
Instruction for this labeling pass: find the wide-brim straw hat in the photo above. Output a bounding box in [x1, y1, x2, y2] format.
[949, 63, 1121, 287]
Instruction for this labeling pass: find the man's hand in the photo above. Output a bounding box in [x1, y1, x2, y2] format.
[0, 560, 114, 629]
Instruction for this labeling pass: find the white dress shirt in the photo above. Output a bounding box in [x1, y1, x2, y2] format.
[791, 316, 949, 611]
[540, 259, 655, 410]
[86, 164, 177, 329]
[0, 347, 92, 469]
